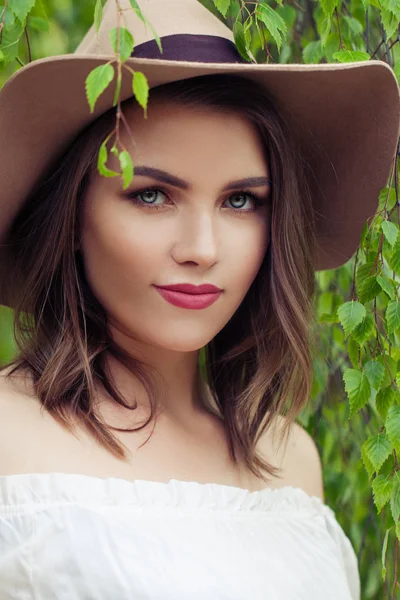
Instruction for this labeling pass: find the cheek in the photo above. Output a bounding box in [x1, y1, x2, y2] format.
[80, 211, 164, 309]
[225, 217, 269, 293]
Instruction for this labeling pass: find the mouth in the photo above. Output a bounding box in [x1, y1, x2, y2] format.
[153, 285, 222, 310]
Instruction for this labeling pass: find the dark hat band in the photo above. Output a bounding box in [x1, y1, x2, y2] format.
[133, 33, 247, 63]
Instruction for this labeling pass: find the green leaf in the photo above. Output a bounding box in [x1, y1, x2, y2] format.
[364, 360, 386, 390]
[379, 186, 397, 211]
[302, 40, 324, 64]
[343, 15, 364, 35]
[343, 368, 371, 417]
[128, 0, 162, 52]
[358, 275, 381, 303]
[319, 15, 332, 47]
[129, 0, 146, 21]
[377, 276, 395, 300]
[381, 527, 390, 580]
[381, 8, 398, 39]
[355, 262, 374, 296]
[8, 0, 35, 24]
[256, 3, 287, 52]
[377, 355, 397, 388]
[233, 20, 251, 61]
[243, 15, 253, 47]
[0, 5, 24, 63]
[337, 301, 366, 338]
[372, 474, 394, 512]
[388, 237, 400, 274]
[348, 337, 360, 368]
[109, 27, 134, 62]
[381, 220, 399, 247]
[214, 0, 231, 17]
[361, 433, 392, 475]
[376, 387, 396, 421]
[385, 404, 400, 454]
[333, 50, 371, 62]
[94, 0, 103, 34]
[386, 300, 400, 334]
[390, 472, 400, 522]
[319, 0, 338, 15]
[133, 71, 149, 115]
[97, 138, 120, 178]
[394, 61, 400, 85]
[352, 313, 375, 346]
[361, 443, 375, 480]
[86, 64, 115, 113]
[119, 151, 134, 190]
[381, 0, 400, 19]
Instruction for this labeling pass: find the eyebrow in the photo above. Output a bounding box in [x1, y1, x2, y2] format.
[133, 166, 272, 191]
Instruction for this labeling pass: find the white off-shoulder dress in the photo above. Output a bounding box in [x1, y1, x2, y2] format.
[0, 473, 360, 599]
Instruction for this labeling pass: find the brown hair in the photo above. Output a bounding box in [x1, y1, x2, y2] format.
[2, 73, 317, 484]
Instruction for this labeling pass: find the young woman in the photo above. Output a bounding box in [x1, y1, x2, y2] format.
[0, 0, 398, 598]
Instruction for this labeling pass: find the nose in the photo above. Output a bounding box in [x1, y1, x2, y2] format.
[171, 208, 218, 268]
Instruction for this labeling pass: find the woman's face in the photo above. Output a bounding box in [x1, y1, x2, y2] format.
[80, 99, 271, 353]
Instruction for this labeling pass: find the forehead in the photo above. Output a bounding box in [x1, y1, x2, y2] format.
[114, 99, 268, 177]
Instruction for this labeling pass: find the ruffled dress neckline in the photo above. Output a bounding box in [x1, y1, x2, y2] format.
[0, 471, 334, 517]
[0, 472, 360, 600]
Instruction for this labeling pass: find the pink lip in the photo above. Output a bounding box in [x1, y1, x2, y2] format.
[154, 285, 222, 310]
[156, 283, 222, 294]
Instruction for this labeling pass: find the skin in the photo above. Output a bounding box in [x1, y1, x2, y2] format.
[79, 99, 271, 431]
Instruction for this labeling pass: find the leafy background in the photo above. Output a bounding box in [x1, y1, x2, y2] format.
[1, 0, 400, 597]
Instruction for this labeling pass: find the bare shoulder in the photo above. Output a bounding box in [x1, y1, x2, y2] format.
[0, 365, 34, 431]
[258, 414, 325, 502]
[0, 365, 43, 471]
[0, 364, 35, 404]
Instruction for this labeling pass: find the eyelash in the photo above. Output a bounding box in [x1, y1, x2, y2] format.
[127, 187, 268, 213]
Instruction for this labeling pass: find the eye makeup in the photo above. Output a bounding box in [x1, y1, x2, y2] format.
[126, 187, 271, 214]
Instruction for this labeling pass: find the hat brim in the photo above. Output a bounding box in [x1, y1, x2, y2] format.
[0, 55, 399, 305]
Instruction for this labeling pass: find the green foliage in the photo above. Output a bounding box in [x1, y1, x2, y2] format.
[0, 0, 400, 597]
[0, 5, 24, 63]
[372, 474, 394, 512]
[109, 26, 134, 61]
[362, 433, 392, 475]
[118, 150, 134, 190]
[94, 0, 103, 33]
[97, 135, 119, 178]
[344, 368, 371, 415]
[85, 63, 115, 113]
[8, 0, 36, 26]
[233, 20, 251, 61]
[337, 300, 366, 336]
[214, 0, 230, 17]
[386, 405, 400, 454]
[333, 49, 371, 61]
[255, 3, 287, 52]
[129, 0, 162, 52]
[132, 70, 149, 115]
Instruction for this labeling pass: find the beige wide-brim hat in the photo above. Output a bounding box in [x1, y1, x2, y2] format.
[0, 0, 399, 307]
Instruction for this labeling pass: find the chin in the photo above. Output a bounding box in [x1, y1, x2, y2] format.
[159, 338, 212, 353]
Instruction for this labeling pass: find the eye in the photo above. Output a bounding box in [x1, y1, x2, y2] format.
[127, 187, 269, 212]
[132, 189, 167, 208]
[227, 191, 266, 211]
